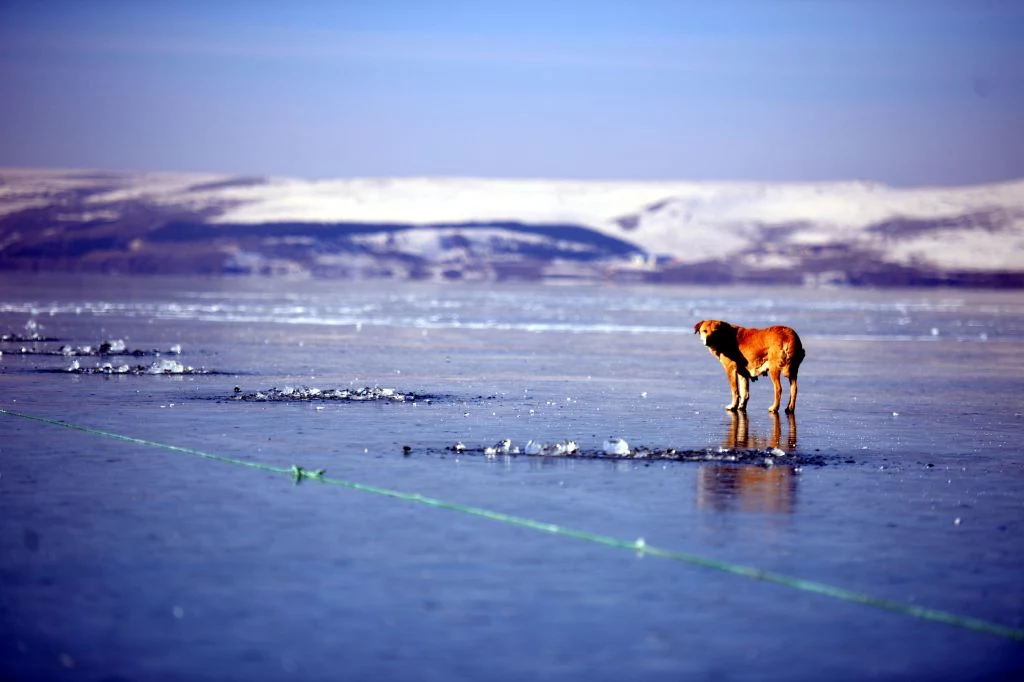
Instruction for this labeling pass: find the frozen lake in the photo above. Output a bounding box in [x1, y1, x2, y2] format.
[2, 274, 1023, 681]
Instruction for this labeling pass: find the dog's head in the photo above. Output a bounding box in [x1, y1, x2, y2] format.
[694, 319, 733, 349]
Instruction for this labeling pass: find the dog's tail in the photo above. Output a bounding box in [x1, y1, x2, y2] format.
[785, 341, 806, 379]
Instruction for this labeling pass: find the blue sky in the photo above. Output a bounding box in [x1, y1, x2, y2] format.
[1, 0, 1022, 185]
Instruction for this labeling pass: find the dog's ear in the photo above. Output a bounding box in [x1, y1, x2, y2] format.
[693, 321, 702, 334]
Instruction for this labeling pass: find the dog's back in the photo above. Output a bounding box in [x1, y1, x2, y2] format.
[729, 324, 802, 377]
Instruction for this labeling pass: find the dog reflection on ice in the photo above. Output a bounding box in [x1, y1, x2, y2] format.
[723, 410, 797, 451]
[697, 412, 799, 514]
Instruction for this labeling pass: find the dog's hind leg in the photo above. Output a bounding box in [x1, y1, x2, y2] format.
[784, 344, 804, 414]
[784, 360, 801, 413]
[785, 376, 798, 413]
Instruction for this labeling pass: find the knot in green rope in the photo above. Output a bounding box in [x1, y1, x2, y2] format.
[290, 465, 326, 482]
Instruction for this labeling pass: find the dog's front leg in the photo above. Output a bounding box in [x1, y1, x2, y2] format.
[737, 372, 750, 410]
[724, 365, 740, 411]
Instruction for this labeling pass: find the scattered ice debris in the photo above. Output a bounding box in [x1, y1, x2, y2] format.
[146, 359, 187, 374]
[443, 440, 828, 466]
[518, 439, 580, 456]
[0, 319, 59, 343]
[98, 339, 126, 354]
[603, 437, 630, 456]
[484, 439, 513, 456]
[101, 362, 132, 374]
[1, 333, 58, 342]
[13, 339, 183, 357]
[64, 358, 206, 375]
[228, 385, 422, 402]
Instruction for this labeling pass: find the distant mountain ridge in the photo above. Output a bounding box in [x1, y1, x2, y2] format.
[1, 168, 1022, 287]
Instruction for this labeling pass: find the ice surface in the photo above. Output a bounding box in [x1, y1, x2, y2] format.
[2, 276, 1023, 682]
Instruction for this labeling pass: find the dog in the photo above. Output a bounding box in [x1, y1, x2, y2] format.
[694, 320, 805, 413]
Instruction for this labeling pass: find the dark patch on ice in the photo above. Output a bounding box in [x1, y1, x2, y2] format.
[225, 385, 436, 403]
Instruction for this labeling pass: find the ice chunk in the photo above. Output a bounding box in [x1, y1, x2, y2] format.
[99, 339, 126, 354]
[603, 437, 630, 456]
[146, 359, 186, 374]
[484, 438, 512, 456]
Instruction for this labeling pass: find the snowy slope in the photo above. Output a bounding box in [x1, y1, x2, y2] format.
[1, 168, 1023, 282]
[96, 172, 1024, 271]
[606, 180, 1024, 270]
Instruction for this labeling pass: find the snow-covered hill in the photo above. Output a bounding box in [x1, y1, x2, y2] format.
[1, 168, 1022, 286]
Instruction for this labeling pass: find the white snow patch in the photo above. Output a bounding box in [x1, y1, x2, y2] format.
[3, 168, 1024, 272]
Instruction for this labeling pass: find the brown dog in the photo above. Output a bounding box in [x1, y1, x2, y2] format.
[694, 320, 805, 413]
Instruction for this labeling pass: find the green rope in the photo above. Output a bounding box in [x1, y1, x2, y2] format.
[2, 407, 1022, 643]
